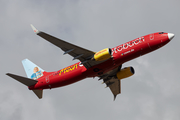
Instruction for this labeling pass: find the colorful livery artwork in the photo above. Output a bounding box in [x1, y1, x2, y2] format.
[6, 25, 174, 100]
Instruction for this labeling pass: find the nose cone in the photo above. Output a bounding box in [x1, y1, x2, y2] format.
[168, 33, 175, 40]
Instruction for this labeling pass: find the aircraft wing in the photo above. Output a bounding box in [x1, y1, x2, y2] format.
[30, 25, 104, 69]
[99, 66, 122, 100]
[105, 78, 121, 100]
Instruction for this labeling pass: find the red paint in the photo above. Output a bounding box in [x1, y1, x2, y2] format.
[29, 32, 171, 90]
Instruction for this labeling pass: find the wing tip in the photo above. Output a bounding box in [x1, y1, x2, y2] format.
[30, 24, 39, 34]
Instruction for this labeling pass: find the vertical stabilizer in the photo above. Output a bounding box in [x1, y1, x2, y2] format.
[22, 59, 44, 80]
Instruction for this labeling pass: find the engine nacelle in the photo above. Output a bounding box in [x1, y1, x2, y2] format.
[116, 67, 135, 80]
[92, 48, 112, 61]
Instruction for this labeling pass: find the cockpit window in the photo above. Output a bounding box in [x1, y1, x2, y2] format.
[159, 32, 164, 34]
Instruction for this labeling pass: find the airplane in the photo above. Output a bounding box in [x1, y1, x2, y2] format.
[6, 25, 175, 100]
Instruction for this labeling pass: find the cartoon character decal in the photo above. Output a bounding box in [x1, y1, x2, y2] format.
[31, 67, 43, 80]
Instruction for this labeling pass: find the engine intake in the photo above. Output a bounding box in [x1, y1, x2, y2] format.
[116, 67, 135, 80]
[92, 48, 112, 61]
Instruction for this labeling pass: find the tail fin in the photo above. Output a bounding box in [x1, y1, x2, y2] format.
[6, 59, 45, 99]
[22, 59, 44, 80]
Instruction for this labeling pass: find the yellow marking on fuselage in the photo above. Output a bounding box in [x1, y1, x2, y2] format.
[59, 64, 78, 75]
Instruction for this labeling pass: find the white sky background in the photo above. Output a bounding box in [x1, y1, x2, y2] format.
[1, 0, 180, 120]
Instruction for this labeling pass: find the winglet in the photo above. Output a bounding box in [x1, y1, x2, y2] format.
[30, 24, 40, 34]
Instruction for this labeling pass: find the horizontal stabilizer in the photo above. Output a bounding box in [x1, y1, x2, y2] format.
[33, 90, 43, 99]
[6, 73, 38, 86]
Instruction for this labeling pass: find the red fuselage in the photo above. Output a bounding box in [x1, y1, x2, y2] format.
[29, 32, 172, 90]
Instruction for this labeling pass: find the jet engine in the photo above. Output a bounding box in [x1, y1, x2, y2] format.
[116, 67, 135, 80]
[92, 48, 112, 61]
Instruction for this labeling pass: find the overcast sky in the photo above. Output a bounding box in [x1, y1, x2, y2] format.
[1, 0, 180, 120]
